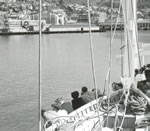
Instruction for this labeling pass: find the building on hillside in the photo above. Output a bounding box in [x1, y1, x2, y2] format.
[98, 12, 107, 23]
[49, 13, 66, 25]
[77, 14, 88, 23]
[69, 14, 78, 21]
[49, 9, 67, 25]
[66, 14, 78, 24]
[42, 11, 51, 24]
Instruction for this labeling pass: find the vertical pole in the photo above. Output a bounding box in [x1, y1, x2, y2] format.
[132, 0, 139, 78]
[39, 0, 42, 131]
[122, 0, 139, 80]
[105, 0, 113, 127]
[142, 44, 145, 66]
[87, 0, 101, 125]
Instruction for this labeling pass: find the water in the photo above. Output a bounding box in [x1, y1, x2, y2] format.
[0, 31, 150, 131]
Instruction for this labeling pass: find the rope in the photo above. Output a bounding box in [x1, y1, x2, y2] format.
[38, 0, 42, 131]
[118, 89, 129, 131]
[103, 0, 123, 95]
[105, 0, 114, 127]
[86, 0, 101, 125]
[111, 0, 123, 44]
[120, 12, 123, 77]
[127, 95, 147, 115]
[114, 105, 119, 131]
[103, 0, 123, 100]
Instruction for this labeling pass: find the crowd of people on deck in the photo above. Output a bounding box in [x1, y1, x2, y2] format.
[41, 64, 150, 125]
[111, 64, 150, 95]
[41, 86, 104, 123]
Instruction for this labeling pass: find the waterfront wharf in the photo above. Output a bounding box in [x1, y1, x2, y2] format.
[99, 20, 150, 30]
[0, 26, 105, 35]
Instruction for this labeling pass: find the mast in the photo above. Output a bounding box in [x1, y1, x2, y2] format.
[38, 0, 42, 130]
[122, 0, 139, 82]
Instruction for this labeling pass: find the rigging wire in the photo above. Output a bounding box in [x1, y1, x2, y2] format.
[38, 0, 42, 130]
[105, 0, 114, 127]
[103, 1, 124, 107]
[111, 0, 123, 44]
[117, 0, 140, 130]
[103, 0, 123, 94]
[102, 0, 123, 127]
[86, 0, 101, 126]
[115, 1, 131, 130]
[120, 10, 123, 77]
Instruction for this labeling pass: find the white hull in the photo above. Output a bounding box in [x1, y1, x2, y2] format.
[44, 96, 147, 131]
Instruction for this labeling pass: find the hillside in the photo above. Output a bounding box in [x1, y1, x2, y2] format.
[8, 0, 150, 8]
[63, 0, 119, 6]
[63, 0, 150, 8]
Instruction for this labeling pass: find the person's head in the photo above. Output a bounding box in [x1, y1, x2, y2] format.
[81, 87, 88, 94]
[115, 82, 123, 90]
[92, 88, 103, 97]
[117, 82, 123, 88]
[55, 97, 64, 105]
[146, 64, 150, 69]
[112, 82, 123, 91]
[112, 82, 117, 91]
[135, 69, 139, 76]
[51, 103, 62, 111]
[71, 91, 79, 99]
[140, 67, 145, 74]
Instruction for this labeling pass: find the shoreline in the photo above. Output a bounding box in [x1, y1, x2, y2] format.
[1, 21, 150, 35]
[0, 25, 105, 35]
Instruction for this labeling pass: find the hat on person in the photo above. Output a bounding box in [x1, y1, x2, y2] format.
[55, 97, 63, 104]
[51, 103, 62, 110]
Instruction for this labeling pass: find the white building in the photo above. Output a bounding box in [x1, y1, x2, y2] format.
[98, 12, 107, 23]
[49, 9, 66, 25]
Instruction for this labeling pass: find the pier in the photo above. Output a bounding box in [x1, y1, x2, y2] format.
[0, 25, 105, 35]
[1, 20, 150, 35]
[99, 20, 150, 31]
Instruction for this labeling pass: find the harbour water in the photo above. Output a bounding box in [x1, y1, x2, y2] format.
[0, 31, 150, 131]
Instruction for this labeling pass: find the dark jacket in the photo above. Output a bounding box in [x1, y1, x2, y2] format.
[71, 97, 84, 110]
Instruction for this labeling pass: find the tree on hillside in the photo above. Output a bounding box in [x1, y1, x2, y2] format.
[96, 0, 119, 8]
[65, 6, 73, 16]
[59, 0, 64, 5]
